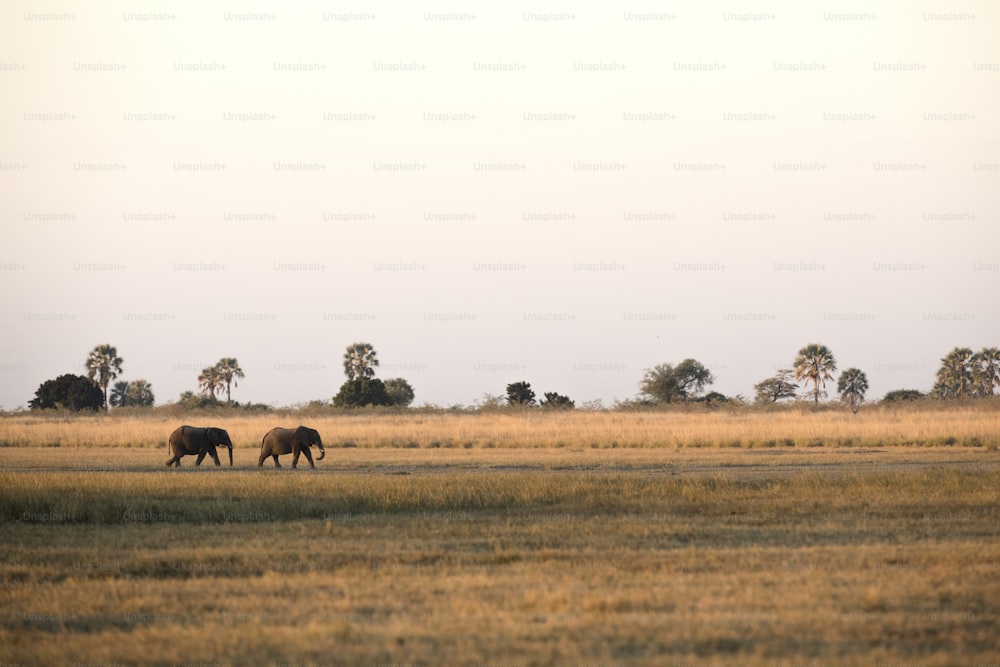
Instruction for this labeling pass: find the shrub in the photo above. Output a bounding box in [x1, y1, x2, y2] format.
[30, 375, 104, 411]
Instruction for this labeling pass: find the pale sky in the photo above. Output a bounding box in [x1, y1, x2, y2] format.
[1, 1, 998, 409]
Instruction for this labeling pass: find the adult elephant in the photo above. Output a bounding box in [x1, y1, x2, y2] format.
[258, 426, 325, 469]
[166, 426, 233, 467]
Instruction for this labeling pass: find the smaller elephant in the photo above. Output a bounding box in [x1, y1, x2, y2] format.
[259, 426, 325, 469]
[166, 426, 233, 467]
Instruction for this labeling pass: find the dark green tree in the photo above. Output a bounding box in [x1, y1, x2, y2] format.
[30, 374, 105, 411]
[384, 378, 415, 407]
[673, 359, 715, 398]
[506, 381, 536, 406]
[126, 379, 155, 407]
[640, 363, 681, 403]
[333, 378, 391, 408]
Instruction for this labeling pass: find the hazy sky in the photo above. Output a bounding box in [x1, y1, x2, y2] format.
[2, 1, 998, 409]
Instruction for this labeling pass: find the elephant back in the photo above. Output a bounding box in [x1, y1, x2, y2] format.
[169, 425, 194, 444]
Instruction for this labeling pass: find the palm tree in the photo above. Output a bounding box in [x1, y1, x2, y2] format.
[837, 368, 868, 413]
[198, 366, 223, 399]
[86, 344, 124, 410]
[973, 347, 1000, 397]
[109, 380, 130, 408]
[215, 358, 245, 403]
[794, 343, 837, 404]
[934, 347, 976, 399]
[343, 342, 379, 380]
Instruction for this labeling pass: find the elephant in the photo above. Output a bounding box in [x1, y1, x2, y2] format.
[258, 426, 325, 469]
[166, 425, 233, 467]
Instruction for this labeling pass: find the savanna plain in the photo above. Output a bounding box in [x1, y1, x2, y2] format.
[1, 406, 998, 666]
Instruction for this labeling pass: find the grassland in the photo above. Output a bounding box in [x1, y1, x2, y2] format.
[2, 401, 999, 450]
[1, 408, 998, 665]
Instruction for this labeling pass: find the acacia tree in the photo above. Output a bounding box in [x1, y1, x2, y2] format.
[753, 369, 798, 404]
[674, 359, 715, 398]
[86, 344, 123, 410]
[640, 359, 714, 403]
[640, 364, 680, 403]
[794, 343, 837, 404]
[343, 342, 379, 380]
[933, 347, 976, 399]
[837, 368, 868, 413]
[214, 358, 245, 403]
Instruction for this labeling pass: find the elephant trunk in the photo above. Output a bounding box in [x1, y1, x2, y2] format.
[316, 444, 325, 461]
[228, 444, 233, 466]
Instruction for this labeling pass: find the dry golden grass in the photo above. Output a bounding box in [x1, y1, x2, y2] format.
[0, 442, 993, 478]
[2, 409, 998, 664]
[2, 403, 999, 450]
[1, 445, 998, 665]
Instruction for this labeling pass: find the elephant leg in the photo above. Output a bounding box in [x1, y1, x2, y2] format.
[301, 447, 315, 469]
[272, 454, 281, 468]
[291, 445, 301, 469]
[195, 449, 207, 466]
[165, 455, 178, 467]
[258, 452, 266, 467]
[208, 445, 221, 466]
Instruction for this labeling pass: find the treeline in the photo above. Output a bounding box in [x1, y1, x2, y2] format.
[23, 342, 999, 413]
[25, 342, 416, 413]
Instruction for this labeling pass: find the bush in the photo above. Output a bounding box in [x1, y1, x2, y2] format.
[540, 392, 575, 410]
[384, 378, 415, 407]
[695, 391, 729, 406]
[176, 391, 223, 410]
[30, 375, 104, 411]
[333, 378, 392, 408]
[506, 382, 536, 407]
[883, 389, 926, 402]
